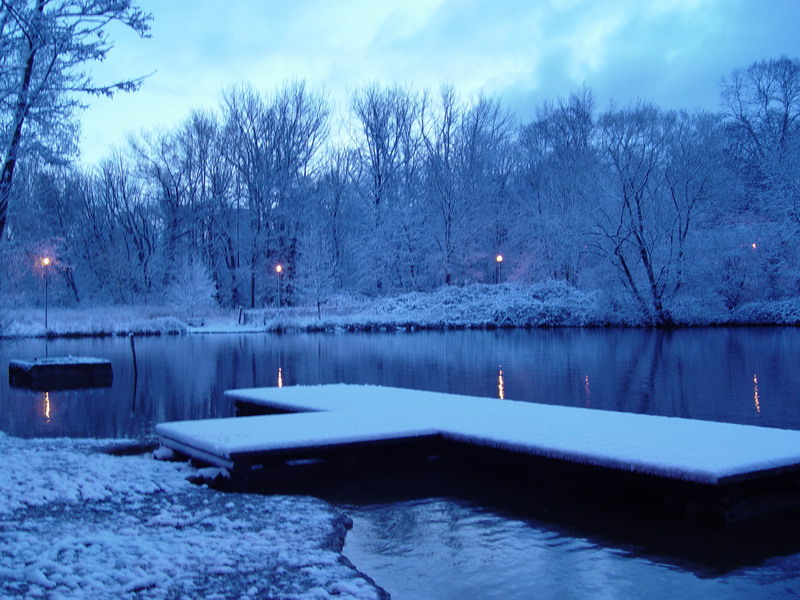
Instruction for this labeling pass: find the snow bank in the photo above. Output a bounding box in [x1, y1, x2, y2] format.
[3, 283, 800, 339]
[733, 298, 800, 325]
[249, 282, 605, 332]
[1, 306, 189, 338]
[0, 434, 387, 600]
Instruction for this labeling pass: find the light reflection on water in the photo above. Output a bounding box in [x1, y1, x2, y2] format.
[497, 367, 505, 400]
[2, 327, 800, 438]
[754, 374, 761, 414]
[42, 391, 49, 422]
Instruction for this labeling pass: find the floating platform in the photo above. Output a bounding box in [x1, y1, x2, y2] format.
[8, 356, 113, 390]
[156, 385, 800, 524]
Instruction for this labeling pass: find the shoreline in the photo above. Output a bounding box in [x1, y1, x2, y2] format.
[3, 282, 799, 339]
[2, 294, 799, 341]
[2, 315, 797, 341]
[0, 434, 390, 600]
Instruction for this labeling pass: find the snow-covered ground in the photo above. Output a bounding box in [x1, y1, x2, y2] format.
[0, 433, 387, 600]
[4, 282, 800, 339]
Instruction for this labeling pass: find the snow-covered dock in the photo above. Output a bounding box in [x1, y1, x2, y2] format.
[156, 384, 800, 523]
[8, 356, 113, 389]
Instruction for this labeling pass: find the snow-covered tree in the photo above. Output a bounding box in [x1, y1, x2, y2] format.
[221, 82, 327, 307]
[721, 56, 800, 218]
[295, 210, 335, 319]
[593, 102, 673, 323]
[0, 0, 151, 241]
[164, 258, 217, 316]
[514, 87, 597, 284]
[350, 84, 423, 294]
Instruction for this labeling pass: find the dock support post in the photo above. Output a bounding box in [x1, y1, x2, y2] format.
[129, 334, 138, 412]
[231, 461, 252, 491]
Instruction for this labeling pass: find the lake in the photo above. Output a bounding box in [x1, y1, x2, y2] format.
[2, 327, 800, 598]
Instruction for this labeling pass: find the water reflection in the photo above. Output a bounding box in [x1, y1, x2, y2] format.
[343, 492, 800, 600]
[272, 468, 800, 599]
[1, 327, 800, 438]
[584, 375, 591, 407]
[754, 374, 761, 414]
[497, 367, 505, 400]
[4, 329, 800, 599]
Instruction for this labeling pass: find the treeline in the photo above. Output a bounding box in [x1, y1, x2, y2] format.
[2, 57, 799, 325]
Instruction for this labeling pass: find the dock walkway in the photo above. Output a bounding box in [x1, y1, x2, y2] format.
[156, 385, 800, 522]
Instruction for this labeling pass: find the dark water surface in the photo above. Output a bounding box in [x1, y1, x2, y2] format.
[2, 327, 800, 598]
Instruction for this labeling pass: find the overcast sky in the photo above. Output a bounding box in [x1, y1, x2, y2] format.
[80, 0, 800, 165]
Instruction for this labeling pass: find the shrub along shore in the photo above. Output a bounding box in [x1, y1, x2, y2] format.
[2, 282, 799, 339]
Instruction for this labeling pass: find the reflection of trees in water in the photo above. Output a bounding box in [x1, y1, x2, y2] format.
[581, 328, 800, 427]
[2, 328, 800, 438]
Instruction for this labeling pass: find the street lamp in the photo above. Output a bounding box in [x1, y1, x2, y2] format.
[495, 254, 503, 284]
[275, 263, 284, 306]
[40, 256, 52, 330]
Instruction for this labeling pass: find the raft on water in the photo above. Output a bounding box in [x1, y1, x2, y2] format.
[8, 356, 113, 390]
[156, 384, 800, 525]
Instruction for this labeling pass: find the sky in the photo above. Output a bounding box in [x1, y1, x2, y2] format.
[80, 0, 800, 165]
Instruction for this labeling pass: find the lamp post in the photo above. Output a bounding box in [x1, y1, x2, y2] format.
[276, 263, 284, 306]
[40, 256, 52, 330]
[495, 254, 503, 284]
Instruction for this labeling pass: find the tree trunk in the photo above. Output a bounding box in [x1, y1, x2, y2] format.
[0, 0, 44, 241]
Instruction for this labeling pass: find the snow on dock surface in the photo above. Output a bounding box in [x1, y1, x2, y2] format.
[9, 356, 111, 369]
[156, 384, 800, 485]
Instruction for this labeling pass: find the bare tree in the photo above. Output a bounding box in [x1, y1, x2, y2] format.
[221, 82, 327, 307]
[0, 0, 151, 240]
[721, 57, 800, 166]
[661, 110, 725, 297]
[318, 147, 358, 289]
[594, 102, 672, 323]
[720, 57, 800, 298]
[458, 95, 515, 282]
[350, 84, 421, 293]
[130, 129, 191, 289]
[515, 87, 597, 284]
[421, 85, 466, 286]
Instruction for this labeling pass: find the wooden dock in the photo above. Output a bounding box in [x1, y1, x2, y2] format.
[8, 356, 113, 390]
[156, 384, 800, 524]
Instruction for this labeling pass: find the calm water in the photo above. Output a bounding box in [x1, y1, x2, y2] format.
[2, 327, 800, 598]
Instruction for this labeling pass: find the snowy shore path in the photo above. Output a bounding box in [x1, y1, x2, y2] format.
[0, 434, 388, 600]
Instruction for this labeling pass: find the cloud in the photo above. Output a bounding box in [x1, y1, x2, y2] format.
[78, 0, 800, 164]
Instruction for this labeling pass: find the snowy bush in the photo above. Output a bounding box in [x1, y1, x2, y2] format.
[342, 282, 602, 329]
[0, 307, 190, 338]
[733, 299, 800, 325]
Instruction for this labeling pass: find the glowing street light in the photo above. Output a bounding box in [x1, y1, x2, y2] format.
[276, 263, 284, 306]
[40, 256, 52, 330]
[495, 254, 503, 284]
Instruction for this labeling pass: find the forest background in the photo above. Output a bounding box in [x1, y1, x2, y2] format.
[1, 2, 798, 328]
